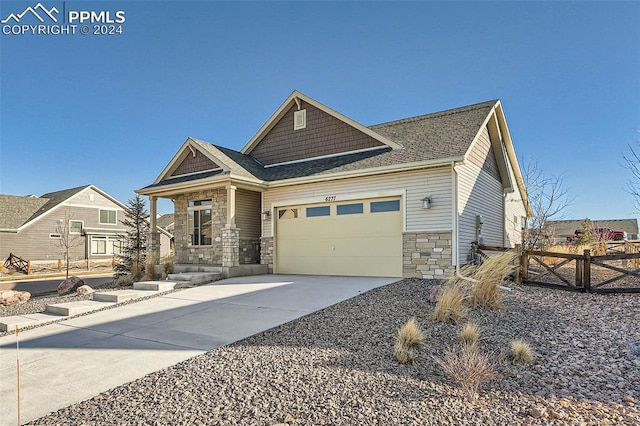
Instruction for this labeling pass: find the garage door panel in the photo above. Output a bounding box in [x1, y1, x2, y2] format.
[275, 197, 403, 277]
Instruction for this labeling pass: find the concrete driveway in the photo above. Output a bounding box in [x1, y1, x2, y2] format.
[0, 274, 398, 425]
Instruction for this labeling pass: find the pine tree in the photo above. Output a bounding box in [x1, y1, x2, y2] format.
[114, 195, 149, 279]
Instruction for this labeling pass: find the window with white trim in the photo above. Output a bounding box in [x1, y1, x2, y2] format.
[188, 199, 212, 246]
[90, 236, 122, 255]
[70, 220, 83, 234]
[99, 209, 117, 225]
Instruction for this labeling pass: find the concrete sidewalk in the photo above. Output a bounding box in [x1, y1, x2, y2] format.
[0, 275, 397, 425]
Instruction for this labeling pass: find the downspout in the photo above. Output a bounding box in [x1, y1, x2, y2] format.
[453, 161, 477, 283]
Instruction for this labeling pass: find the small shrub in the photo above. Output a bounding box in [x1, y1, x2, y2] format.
[397, 317, 425, 348]
[116, 274, 134, 287]
[432, 344, 498, 402]
[471, 252, 514, 309]
[394, 341, 415, 365]
[432, 284, 467, 324]
[510, 339, 534, 364]
[457, 322, 480, 348]
[162, 255, 175, 278]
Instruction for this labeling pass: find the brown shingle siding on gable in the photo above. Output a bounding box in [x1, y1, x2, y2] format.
[250, 100, 385, 166]
[172, 151, 220, 176]
[468, 126, 501, 182]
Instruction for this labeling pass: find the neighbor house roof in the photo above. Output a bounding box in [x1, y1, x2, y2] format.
[157, 213, 175, 230]
[545, 219, 640, 236]
[0, 184, 126, 232]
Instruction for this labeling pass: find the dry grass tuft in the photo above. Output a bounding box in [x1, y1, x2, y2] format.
[457, 322, 480, 348]
[432, 283, 467, 324]
[397, 317, 425, 348]
[394, 340, 416, 365]
[471, 252, 514, 309]
[510, 339, 534, 364]
[432, 344, 498, 402]
[393, 317, 424, 364]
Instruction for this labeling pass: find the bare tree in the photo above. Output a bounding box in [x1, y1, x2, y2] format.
[522, 159, 573, 250]
[623, 134, 640, 212]
[54, 208, 84, 279]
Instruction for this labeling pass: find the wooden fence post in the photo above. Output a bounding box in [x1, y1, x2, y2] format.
[521, 251, 529, 283]
[57, 259, 62, 272]
[576, 255, 583, 288]
[26, 261, 31, 275]
[583, 249, 591, 293]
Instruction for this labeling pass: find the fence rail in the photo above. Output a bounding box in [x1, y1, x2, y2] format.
[475, 243, 640, 294]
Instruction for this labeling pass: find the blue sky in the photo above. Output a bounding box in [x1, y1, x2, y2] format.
[1, 1, 639, 219]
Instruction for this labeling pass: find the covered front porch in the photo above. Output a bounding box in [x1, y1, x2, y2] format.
[144, 182, 266, 277]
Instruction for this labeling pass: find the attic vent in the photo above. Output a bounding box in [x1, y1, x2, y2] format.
[294, 109, 306, 130]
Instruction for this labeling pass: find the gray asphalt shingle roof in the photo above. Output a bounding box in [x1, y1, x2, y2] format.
[148, 99, 497, 188]
[0, 185, 89, 230]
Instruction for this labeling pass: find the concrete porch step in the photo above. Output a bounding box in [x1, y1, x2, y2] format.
[133, 281, 179, 291]
[92, 289, 160, 303]
[174, 264, 223, 273]
[166, 272, 222, 285]
[46, 300, 116, 317]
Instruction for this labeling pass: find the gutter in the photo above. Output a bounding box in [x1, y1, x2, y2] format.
[451, 161, 475, 283]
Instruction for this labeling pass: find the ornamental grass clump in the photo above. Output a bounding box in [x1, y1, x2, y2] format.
[510, 339, 534, 364]
[457, 322, 480, 349]
[432, 283, 467, 324]
[432, 344, 498, 402]
[394, 317, 425, 364]
[471, 252, 515, 309]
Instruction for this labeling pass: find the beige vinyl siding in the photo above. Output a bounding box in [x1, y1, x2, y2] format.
[503, 153, 526, 247]
[67, 188, 124, 211]
[235, 189, 261, 239]
[457, 161, 504, 263]
[262, 167, 453, 238]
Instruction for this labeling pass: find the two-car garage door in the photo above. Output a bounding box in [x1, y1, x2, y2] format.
[275, 197, 402, 277]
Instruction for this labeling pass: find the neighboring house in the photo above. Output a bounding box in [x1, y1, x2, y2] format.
[545, 219, 640, 242]
[156, 214, 174, 257]
[137, 91, 529, 278]
[0, 185, 128, 262]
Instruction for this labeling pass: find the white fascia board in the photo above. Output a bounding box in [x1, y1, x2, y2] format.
[153, 138, 232, 185]
[136, 173, 266, 198]
[494, 102, 531, 216]
[241, 90, 402, 154]
[265, 157, 462, 188]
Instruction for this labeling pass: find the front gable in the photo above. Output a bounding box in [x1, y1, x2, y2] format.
[171, 149, 222, 177]
[242, 91, 401, 166]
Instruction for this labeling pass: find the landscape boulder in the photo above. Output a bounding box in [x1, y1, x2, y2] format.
[57, 276, 85, 295]
[76, 285, 94, 296]
[0, 290, 31, 306]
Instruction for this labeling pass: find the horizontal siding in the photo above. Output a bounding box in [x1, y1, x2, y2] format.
[0, 191, 127, 261]
[236, 189, 261, 239]
[68, 187, 126, 210]
[504, 152, 527, 247]
[457, 162, 504, 263]
[262, 167, 453, 237]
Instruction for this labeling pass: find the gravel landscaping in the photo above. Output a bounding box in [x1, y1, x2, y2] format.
[20, 278, 640, 425]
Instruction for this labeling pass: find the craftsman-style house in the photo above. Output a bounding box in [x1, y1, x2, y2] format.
[138, 91, 529, 278]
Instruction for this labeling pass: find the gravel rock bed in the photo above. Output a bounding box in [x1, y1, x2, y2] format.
[27, 279, 640, 425]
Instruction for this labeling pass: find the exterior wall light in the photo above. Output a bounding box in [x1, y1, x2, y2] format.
[421, 196, 432, 209]
[262, 210, 271, 221]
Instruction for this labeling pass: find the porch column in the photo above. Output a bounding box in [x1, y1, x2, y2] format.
[222, 185, 239, 271]
[147, 195, 161, 262]
[226, 185, 237, 227]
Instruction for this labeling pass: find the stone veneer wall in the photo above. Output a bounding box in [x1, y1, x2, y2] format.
[173, 188, 227, 265]
[260, 237, 274, 273]
[403, 231, 455, 279]
[240, 238, 261, 265]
